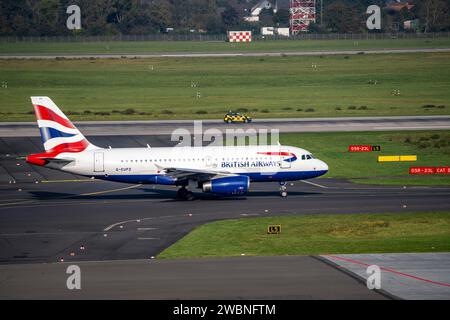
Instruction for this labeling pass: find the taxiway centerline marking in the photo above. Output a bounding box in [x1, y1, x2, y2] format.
[2, 191, 449, 211]
[0, 231, 101, 237]
[0, 200, 34, 207]
[301, 180, 329, 189]
[80, 184, 141, 196]
[0, 198, 31, 203]
[41, 179, 98, 183]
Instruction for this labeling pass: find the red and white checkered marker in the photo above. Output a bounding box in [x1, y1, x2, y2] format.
[228, 31, 252, 43]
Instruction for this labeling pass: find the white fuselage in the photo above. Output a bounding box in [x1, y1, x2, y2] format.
[57, 145, 328, 184]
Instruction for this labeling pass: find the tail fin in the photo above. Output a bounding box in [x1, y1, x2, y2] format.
[30, 96, 98, 154]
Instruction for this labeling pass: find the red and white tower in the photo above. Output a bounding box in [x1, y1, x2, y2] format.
[290, 0, 316, 34]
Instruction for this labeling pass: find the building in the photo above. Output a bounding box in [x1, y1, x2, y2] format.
[385, 1, 415, 14]
[244, 0, 278, 22]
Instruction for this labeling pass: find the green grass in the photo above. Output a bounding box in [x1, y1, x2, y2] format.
[1, 38, 450, 55]
[158, 212, 450, 259]
[281, 131, 450, 186]
[0, 52, 450, 121]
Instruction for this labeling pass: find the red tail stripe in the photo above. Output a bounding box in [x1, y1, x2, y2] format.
[33, 104, 75, 129]
[45, 140, 89, 157]
[26, 140, 89, 166]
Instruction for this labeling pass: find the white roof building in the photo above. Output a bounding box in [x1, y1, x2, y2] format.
[244, 0, 278, 22]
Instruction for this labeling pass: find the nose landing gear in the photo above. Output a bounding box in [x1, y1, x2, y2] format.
[279, 182, 288, 198]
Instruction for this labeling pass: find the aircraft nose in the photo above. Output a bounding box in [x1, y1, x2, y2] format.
[319, 160, 328, 173]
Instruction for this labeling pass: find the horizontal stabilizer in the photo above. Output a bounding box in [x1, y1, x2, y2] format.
[26, 153, 74, 166]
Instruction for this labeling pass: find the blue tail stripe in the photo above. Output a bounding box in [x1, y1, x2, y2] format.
[39, 127, 77, 143]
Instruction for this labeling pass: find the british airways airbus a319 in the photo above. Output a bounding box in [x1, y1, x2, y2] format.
[26, 97, 328, 200]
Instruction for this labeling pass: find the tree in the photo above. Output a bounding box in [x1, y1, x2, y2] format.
[415, 0, 450, 32]
[0, 0, 33, 36]
[324, 0, 363, 33]
[28, 0, 61, 36]
[189, 0, 217, 30]
[205, 14, 225, 33]
[308, 22, 326, 33]
[258, 7, 273, 26]
[221, 6, 239, 27]
[77, 0, 115, 35]
[273, 8, 290, 27]
[148, 0, 173, 32]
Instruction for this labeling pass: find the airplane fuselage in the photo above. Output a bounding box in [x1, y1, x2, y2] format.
[58, 145, 328, 185]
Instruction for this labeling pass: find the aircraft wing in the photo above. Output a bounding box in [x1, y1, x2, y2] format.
[156, 165, 236, 182]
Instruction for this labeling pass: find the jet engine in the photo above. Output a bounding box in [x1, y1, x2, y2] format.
[202, 176, 249, 195]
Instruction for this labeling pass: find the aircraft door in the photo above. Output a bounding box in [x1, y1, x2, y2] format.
[280, 149, 291, 169]
[94, 152, 104, 172]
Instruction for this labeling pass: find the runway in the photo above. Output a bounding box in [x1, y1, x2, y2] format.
[1, 47, 450, 59]
[1, 115, 449, 137]
[0, 133, 449, 299]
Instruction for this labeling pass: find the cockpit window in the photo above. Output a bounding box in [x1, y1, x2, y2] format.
[306, 155, 312, 160]
[301, 155, 306, 160]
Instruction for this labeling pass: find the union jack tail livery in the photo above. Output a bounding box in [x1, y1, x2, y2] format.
[27, 97, 100, 166]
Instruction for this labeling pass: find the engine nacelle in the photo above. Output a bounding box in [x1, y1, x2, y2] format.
[202, 176, 249, 195]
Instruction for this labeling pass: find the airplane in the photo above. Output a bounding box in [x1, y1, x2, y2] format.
[26, 97, 329, 200]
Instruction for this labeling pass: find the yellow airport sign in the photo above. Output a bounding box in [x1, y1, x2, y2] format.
[267, 225, 281, 234]
[378, 156, 400, 162]
[400, 155, 417, 161]
[378, 155, 417, 162]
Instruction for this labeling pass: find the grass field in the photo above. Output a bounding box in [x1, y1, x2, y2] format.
[1, 38, 450, 55]
[0, 52, 449, 121]
[281, 131, 450, 186]
[158, 212, 450, 259]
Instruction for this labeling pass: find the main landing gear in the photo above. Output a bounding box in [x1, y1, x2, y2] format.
[279, 182, 288, 198]
[177, 186, 195, 201]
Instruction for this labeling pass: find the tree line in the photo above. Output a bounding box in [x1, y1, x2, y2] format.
[1, 0, 449, 37]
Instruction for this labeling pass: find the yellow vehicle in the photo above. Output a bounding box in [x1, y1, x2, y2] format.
[223, 111, 252, 123]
